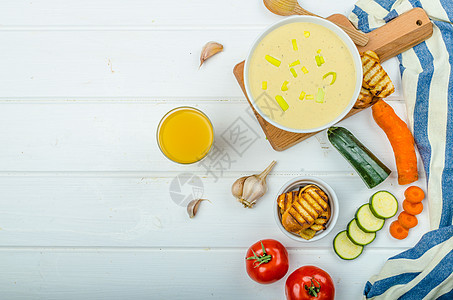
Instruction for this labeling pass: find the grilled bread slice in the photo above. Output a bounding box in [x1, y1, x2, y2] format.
[282, 202, 316, 232]
[314, 204, 331, 226]
[277, 191, 298, 215]
[310, 224, 325, 231]
[299, 185, 329, 212]
[298, 205, 331, 240]
[361, 50, 394, 98]
[281, 185, 329, 233]
[298, 228, 317, 240]
[310, 205, 331, 231]
[364, 49, 380, 62]
[354, 87, 379, 109]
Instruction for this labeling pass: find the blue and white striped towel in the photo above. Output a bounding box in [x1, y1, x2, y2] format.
[349, 0, 453, 299]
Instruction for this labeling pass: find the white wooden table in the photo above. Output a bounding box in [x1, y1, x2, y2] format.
[0, 1, 428, 299]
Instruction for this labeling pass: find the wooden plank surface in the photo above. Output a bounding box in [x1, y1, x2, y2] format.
[0, 248, 405, 299]
[0, 0, 429, 299]
[0, 102, 413, 172]
[0, 32, 403, 100]
[0, 175, 428, 247]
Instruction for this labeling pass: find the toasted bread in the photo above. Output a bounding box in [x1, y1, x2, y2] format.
[298, 228, 317, 240]
[299, 192, 324, 215]
[314, 218, 328, 225]
[354, 87, 379, 109]
[281, 185, 329, 233]
[364, 50, 380, 62]
[281, 209, 312, 232]
[310, 224, 325, 231]
[277, 192, 293, 214]
[277, 191, 298, 215]
[315, 204, 331, 225]
[361, 50, 394, 98]
[299, 185, 329, 211]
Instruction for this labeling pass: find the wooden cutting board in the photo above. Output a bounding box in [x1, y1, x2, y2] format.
[234, 8, 432, 151]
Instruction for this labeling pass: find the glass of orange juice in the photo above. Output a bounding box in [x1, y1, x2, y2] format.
[157, 107, 214, 164]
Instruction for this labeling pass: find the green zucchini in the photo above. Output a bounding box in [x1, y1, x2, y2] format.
[355, 204, 385, 233]
[347, 219, 376, 246]
[369, 191, 398, 219]
[327, 127, 391, 189]
[333, 231, 363, 260]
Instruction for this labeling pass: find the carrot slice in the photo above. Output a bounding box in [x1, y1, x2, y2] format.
[398, 211, 418, 229]
[389, 220, 409, 240]
[404, 186, 425, 203]
[403, 199, 423, 215]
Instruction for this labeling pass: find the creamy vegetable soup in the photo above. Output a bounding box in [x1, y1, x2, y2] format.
[248, 22, 357, 130]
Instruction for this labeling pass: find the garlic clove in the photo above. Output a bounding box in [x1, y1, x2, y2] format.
[187, 199, 210, 218]
[231, 176, 247, 199]
[199, 41, 223, 68]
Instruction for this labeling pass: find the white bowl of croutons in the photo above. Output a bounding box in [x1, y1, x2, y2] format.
[274, 176, 339, 242]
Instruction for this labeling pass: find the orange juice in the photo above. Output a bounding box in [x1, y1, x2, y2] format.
[157, 107, 214, 164]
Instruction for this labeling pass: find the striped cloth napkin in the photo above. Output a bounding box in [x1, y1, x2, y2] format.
[348, 0, 453, 299]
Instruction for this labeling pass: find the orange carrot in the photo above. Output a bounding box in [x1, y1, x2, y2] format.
[372, 100, 418, 185]
[390, 220, 409, 240]
[403, 199, 423, 215]
[398, 211, 418, 229]
[405, 186, 425, 203]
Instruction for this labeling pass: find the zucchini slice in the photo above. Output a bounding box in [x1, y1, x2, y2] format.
[333, 231, 363, 260]
[369, 191, 398, 219]
[347, 219, 376, 246]
[327, 127, 391, 189]
[355, 204, 385, 233]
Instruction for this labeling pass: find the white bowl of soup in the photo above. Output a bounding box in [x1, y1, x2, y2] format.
[244, 16, 362, 133]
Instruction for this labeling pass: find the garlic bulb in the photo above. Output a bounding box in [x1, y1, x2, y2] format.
[231, 161, 276, 208]
[199, 41, 223, 68]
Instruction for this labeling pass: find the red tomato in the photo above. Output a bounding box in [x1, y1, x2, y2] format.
[245, 239, 289, 284]
[285, 266, 335, 300]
